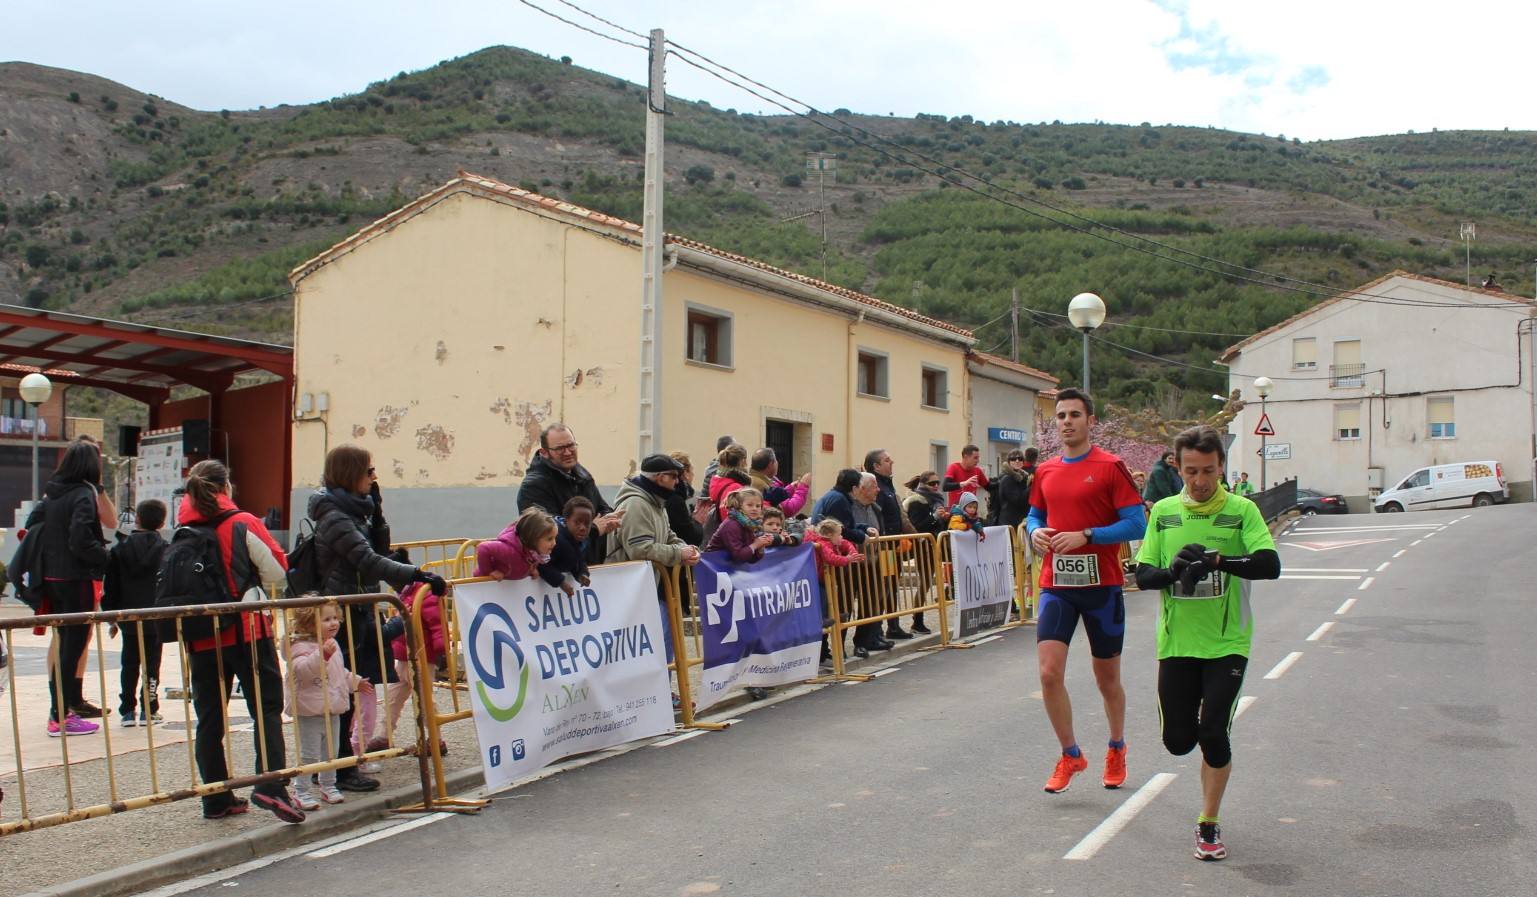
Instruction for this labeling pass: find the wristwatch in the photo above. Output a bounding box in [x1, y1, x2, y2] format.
[1081, 528, 1093, 543]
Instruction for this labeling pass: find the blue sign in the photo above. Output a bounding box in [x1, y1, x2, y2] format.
[693, 544, 824, 708]
[988, 427, 1027, 443]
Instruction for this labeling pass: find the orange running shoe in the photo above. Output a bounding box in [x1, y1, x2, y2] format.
[1103, 744, 1127, 789]
[1044, 751, 1089, 793]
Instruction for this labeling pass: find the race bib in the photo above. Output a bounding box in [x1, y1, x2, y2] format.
[1171, 568, 1226, 599]
[1052, 553, 1101, 587]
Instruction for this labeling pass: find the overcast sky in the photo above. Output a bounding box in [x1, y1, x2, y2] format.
[7, 0, 1532, 141]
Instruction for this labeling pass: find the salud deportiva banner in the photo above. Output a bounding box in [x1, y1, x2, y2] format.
[694, 544, 824, 710]
[453, 562, 674, 792]
[950, 526, 1015, 639]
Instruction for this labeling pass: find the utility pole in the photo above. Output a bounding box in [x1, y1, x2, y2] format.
[638, 28, 665, 460]
[1010, 287, 1020, 363]
[1460, 222, 1476, 286]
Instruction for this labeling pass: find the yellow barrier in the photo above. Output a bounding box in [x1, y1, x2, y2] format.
[391, 538, 475, 579]
[820, 532, 965, 681]
[0, 593, 437, 837]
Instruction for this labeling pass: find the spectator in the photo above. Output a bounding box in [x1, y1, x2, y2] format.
[309, 445, 445, 792]
[663, 451, 711, 548]
[864, 448, 916, 639]
[539, 498, 594, 596]
[749, 448, 812, 516]
[805, 518, 864, 667]
[1234, 472, 1255, 496]
[283, 600, 367, 810]
[1144, 451, 1184, 505]
[810, 469, 869, 548]
[102, 498, 168, 728]
[704, 487, 774, 564]
[849, 473, 892, 653]
[26, 440, 111, 736]
[992, 448, 1036, 528]
[760, 507, 801, 547]
[943, 444, 990, 512]
[608, 454, 702, 571]
[708, 444, 752, 519]
[699, 434, 735, 497]
[516, 423, 624, 564]
[901, 472, 948, 634]
[179, 460, 300, 823]
[948, 491, 987, 539]
[383, 581, 446, 747]
[475, 507, 558, 582]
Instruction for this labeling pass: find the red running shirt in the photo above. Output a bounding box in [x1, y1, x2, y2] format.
[1028, 446, 1142, 589]
[944, 461, 990, 509]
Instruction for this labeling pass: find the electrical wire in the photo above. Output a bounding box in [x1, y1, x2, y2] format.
[552, 0, 649, 41]
[663, 41, 1532, 312]
[517, 0, 649, 50]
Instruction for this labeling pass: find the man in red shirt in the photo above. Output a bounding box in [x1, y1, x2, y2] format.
[943, 445, 990, 510]
[1025, 388, 1147, 794]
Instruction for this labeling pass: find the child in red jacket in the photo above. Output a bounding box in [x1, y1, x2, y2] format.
[806, 518, 865, 668]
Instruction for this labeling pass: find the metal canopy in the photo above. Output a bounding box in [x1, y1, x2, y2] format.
[0, 304, 292, 400]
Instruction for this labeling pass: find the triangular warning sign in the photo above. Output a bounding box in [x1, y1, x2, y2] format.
[1254, 413, 1276, 436]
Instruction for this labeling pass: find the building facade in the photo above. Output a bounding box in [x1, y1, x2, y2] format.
[1220, 272, 1536, 510]
[288, 173, 1043, 540]
[966, 352, 1058, 475]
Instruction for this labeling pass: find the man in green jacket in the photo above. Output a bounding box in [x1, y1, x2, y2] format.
[608, 455, 702, 572]
[1143, 451, 1183, 505]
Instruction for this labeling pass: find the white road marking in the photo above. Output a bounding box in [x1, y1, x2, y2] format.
[1393, 550, 1407, 558]
[1375, 562, 1390, 572]
[1063, 772, 1179, 861]
[652, 730, 710, 748]
[968, 635, 1004, 646]
[1284, 568, 1369, 573]
[1335, 598, 1356, 615]
[1423, 532, 1436, 538]
[1358, 577, 1376, 591]
[1411, 540, 1424, 547]
[1264, 651, 1304, 680]
[1306, 622, 1335, 642]
[306, 813, 453, 858]
[1280, 575, 1362, 581]
[1289, 524, 1439, 533]
[1234, 695, 1258, 719]
[843, 667, 901, 685]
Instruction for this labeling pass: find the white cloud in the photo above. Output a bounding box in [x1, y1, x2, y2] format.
[4, 0, 1535, 139]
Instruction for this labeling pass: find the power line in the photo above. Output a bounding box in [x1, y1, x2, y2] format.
[552, 0, 649, 41]
[517, 0, 649, 50]
[662, 40, 1532, 312]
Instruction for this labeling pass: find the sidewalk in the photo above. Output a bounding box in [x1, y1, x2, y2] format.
[3, 607, 974, 897]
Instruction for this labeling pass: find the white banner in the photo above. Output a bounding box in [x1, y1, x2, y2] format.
[950, 526, 1016, 639]
[453, 562, 674, 792]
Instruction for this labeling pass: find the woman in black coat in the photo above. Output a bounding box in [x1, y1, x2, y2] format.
[26, 441, 111, 734]
[307, 444, 444, 790]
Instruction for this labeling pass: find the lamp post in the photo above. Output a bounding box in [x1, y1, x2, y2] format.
[19, 372, 53, 504]
[1067, 292, 1107, 394]
[1254, 376, 1273, 491]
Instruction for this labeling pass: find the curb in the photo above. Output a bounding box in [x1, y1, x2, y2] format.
[21, 765, 487, 897]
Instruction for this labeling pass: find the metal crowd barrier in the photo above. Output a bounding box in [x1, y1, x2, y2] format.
[0, 592, 439, 837]
[392, 538, 476, 579]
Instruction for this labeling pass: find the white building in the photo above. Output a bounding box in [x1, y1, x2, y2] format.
[965, 351, 1059, 475]
[1219, 272, 1536, 510]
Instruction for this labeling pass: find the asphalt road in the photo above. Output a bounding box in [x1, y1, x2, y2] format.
[143, 504, 1536, 897]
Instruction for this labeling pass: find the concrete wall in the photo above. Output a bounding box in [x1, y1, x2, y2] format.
[290, 188, 1010, 539]
[1226, 275, 1535, 506]
[968, 373, 1039, 477]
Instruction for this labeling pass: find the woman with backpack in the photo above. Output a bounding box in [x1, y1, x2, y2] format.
[24, 441, 111, 737]
[176, 460, 304, 823]
[307, 445, 445, 791]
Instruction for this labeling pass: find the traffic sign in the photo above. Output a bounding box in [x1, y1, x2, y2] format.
[1254, 413, 1276, 436]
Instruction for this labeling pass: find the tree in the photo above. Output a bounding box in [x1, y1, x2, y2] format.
[685, 164, 714, 185]
[782, 173, 802, 188]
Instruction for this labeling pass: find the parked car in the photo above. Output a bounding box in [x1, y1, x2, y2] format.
[1293, 487, 1348, 516]
[1374, 461, 1509, 513]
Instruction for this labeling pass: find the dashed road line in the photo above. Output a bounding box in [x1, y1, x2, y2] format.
[1375, 562, 1390, 572]
[1358, 576, 1376, 591]
[306, 813, 454, 858]
[1063, 772, 1179, 861]
[1411, 540, 1424, 547]
[652, 730, 710, 748]
[1393, 549, 1407, 558]
[1284, 567, 1369, 573]
[968, 634, 1004, 646]
[1264, 651, 1304, 680]
[1306, 622, 1335, 642]
[1234, 695, 1258, 719]
[1280, 575, 1362, 581]
[1335, 598, 1356, 615]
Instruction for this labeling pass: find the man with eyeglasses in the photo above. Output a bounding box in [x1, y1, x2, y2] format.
[516, 423, 624, 563]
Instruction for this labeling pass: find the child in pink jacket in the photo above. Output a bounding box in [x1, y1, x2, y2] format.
[475, 508, 558, 581]
[285, 600, 368, 810]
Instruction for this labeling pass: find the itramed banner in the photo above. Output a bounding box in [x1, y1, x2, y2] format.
[453, 562, 674, 792]
[694, 544, 824, 710]
[950, 526, 1015, 639]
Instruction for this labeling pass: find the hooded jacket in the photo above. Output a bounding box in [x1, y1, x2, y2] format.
[608, 476, 689, 567]
[708, 468, 751, 520]
[308, 488, 417, 597]
[903, 489, 949, 535]
[474, 521, 545, 581]
[1144, 457, 1184, 504]
[390, 582, 445, 666]
[178, 493, 288, 652]
[102, 528, 166, 611]
[284, 638, 360, 717]
[24, 479, 110, 583]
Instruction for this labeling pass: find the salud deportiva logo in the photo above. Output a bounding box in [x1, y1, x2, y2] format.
[468, 602, 530, 722]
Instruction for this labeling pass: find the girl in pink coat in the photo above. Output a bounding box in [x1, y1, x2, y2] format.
[285, 601, 368, 810]
[475, 508, 558, 581]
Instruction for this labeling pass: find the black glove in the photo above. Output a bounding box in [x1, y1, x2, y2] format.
[1175, 543, 1212, 593]
[413, 569, 447, 597]
[390, 547, 412, 565]
[369, 481, 383, 508]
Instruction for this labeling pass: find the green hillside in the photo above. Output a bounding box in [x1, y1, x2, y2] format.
[3, 45, 1535, 417]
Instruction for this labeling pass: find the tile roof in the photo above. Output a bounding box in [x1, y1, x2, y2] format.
[1217, 270, 1536, 363]
[290, 171, 973, 340]
[967, 351, 1060, 385]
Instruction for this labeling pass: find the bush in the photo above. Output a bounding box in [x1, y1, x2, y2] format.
[1062, 176, 1086, 190]
[1173, 178, 1186, 188]
[782, 173, 802, 187]
[685, 164, 714, 185]
[561, 56, 572, 65]
[67, 91, 80, 103]
[25, 244, 51, 268]
[1033, 176, 1054, 189]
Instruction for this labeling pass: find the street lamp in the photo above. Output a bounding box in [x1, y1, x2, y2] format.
[1253, 376, 1273, 491]
[19, 372, 53, 503]
[1067, 292, 1106, 394]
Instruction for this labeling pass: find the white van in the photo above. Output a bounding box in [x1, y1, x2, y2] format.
[1374, 461, 1509, 513]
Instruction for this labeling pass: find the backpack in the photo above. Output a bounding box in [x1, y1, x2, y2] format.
[154, 510, 244, 643]
[8, 522, 49, 612]
[284, 519, 319, 598]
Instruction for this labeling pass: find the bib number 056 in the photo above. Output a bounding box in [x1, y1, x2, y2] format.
[1052, 553, 1101, 587]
